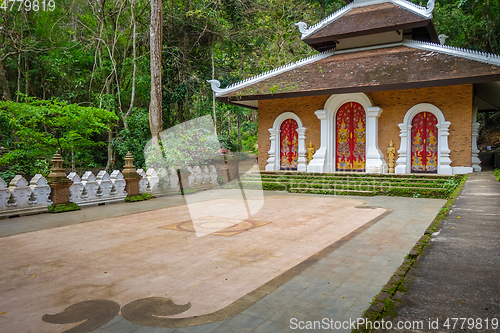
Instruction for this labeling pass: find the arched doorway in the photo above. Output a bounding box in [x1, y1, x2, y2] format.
[335, 102, 366, 171]
[280, 119, 298, 170]
[411, 111, 438, 173]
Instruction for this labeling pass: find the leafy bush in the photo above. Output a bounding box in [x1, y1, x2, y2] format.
[124, 193, 152, 202]
[495, 169, 500, 182]
[0, 97, 117, 179]
[48, 202, 81, 213]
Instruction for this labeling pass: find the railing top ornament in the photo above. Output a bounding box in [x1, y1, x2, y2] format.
[30, 174, 49, 186]
[10, 175, 29, 188]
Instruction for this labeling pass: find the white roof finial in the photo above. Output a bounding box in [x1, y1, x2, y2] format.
[438, 34, 449, 45]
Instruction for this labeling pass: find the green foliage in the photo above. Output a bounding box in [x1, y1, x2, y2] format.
[124, 193, 152, 202]
[48, 202, 81, 213]
[150, 126, 220, 169]
[114, 108, 151, 169]
[178, 187, 197, 195]
[0, 97, 117, 179]
[495, 168, 500, 181]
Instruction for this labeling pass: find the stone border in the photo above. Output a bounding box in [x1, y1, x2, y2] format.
[353, 174, 469, 333]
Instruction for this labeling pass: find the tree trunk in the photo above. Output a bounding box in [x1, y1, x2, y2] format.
[212, 45, 217, 135]
[237, 115, 242, 152]
[105, 129, 114, 172]
[149, 0, 163, 140]
[0, 58, 12, 101]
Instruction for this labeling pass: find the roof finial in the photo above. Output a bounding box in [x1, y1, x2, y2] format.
[425, 0, 435, 15]
[294, 22, 312, 38]
[438, 34, 449, 45]
[207, 79, 225, 93]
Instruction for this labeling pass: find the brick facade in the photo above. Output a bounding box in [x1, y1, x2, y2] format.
[258, 84, 473, 171]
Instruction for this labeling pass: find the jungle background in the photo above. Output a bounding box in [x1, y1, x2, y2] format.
[0, 0, 499, 182]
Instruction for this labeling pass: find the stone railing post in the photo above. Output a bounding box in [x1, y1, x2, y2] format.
[47, 152, 72, 205]
[122, 152, 141, 196]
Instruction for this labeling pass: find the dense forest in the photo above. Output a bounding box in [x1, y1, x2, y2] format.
[0, 0, 499, 181]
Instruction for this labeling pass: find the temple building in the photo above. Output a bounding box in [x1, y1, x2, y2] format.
[208, 0, 500, 175]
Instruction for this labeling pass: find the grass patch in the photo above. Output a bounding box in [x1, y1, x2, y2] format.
[178, 188, 197, 195]
[48, 202, 81, 213]
[125, 193, 152, 202]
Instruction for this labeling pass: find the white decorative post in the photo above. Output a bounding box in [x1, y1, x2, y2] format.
[146, 168, 159, 192]
[8, 176, 30, 208]
[395, 123, 409, 174]
[136, 169, 149, 193]
[0, 178, 10, 211]
[29, 174, 52, 206]
[471, 106, 481, 172]
[297, 127, 308, 172]
[81, 171, 99, 200]
[67, 172, 84, 203]
[168, 167, 180, 191]
[365, 106, 387, 173]
[110, 170, 127, 198]
[438, 121, 453, 175]
[266, 129, 279, 171]
[209, 165, 218, 185]
[308, 110, 327, 173]
[96, 171, 112, 198]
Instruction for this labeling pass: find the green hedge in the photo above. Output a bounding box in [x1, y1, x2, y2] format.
[48, 202, 81, 213]
[125, 193, 152, 202]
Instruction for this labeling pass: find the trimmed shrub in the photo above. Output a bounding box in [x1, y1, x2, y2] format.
[48, 202, 81, 213]
[125, 193, 152, 202]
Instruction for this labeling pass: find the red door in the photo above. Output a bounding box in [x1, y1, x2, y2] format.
[411, 112, 438, 173]
[336, 102, 366, 171]
[280, 119, 298, 170]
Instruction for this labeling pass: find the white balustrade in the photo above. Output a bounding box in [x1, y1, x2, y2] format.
[0, 174, 51, 219]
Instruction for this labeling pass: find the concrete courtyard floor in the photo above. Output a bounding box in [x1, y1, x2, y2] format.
[0, 189, 445, 333]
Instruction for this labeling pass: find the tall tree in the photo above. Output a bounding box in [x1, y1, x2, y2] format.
[149, 0, 163, 139]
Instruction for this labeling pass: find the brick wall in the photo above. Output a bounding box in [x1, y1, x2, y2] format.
[258, 84, 473, 170]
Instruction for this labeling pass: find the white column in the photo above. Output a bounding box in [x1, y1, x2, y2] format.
[365, 106, 387, 173]
[395, 123, 409, 174]
[265, 129, 279, 171]
[308, 110, 327, 173]
[296, 127, 307, 172]
[471, 106, 481, 172]
[438, 121, 453, 175]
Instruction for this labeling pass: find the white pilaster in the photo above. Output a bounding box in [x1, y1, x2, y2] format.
[438, 121, 453, 175]
[471, 106, 481, 172]
[297, 127, 308, 172]
[266, 129, 279, 171]
[308, 110, 327, 173]
[395, 123, 409, 174]
[365, 106, 387, 173]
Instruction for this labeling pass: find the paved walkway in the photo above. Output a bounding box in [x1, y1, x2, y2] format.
[390, 171, 500, 332]
[0, 190, 446, 333]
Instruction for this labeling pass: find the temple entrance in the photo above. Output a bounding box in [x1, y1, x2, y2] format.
[335, 102, 366, 171]
[280, 119, 298, 170]
[411, 112, 438, 173]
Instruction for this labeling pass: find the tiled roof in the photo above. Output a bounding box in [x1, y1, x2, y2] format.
[215, 42, 500, 101]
